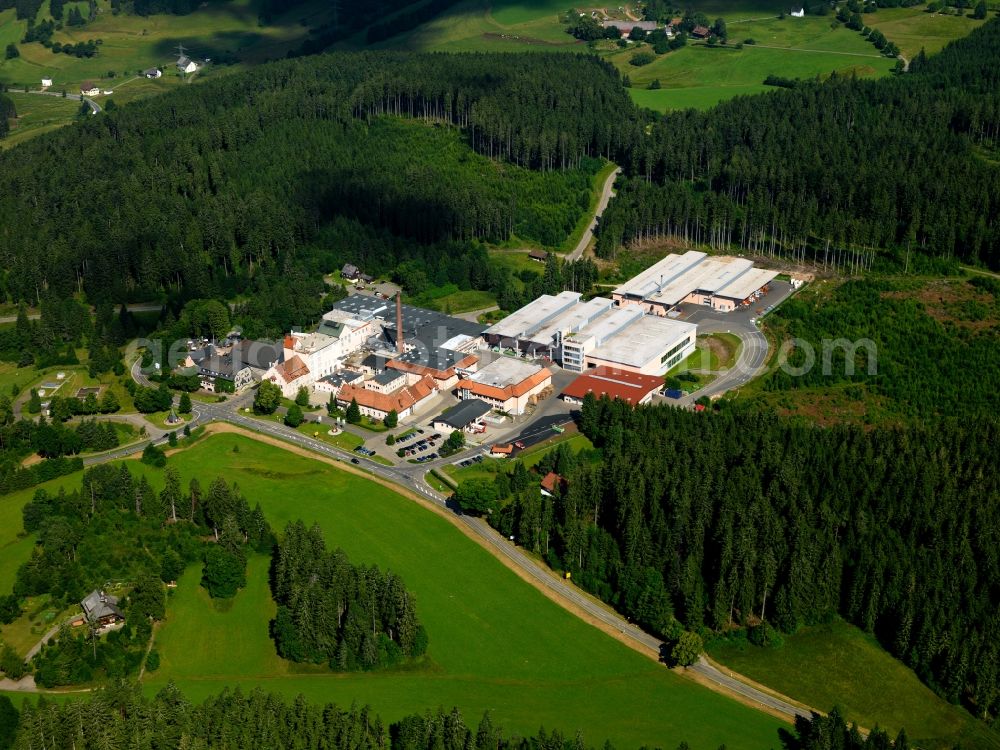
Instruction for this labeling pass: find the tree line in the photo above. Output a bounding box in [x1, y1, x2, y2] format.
[271, 520, 427, 671]
[462, 399, 1000, 721]
[0, 52, 623, 332]
[0, 678, 869, 750]
[0, 93, 14, 139]
[596, 18, 1000, 270]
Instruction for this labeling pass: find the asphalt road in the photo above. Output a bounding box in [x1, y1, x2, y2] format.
[23, 88, 101, 114]
[0, 302, 161, 325]
[91, 357, 815, 722]
[664, 281, 795, 408]
[567, 166, 621, 262]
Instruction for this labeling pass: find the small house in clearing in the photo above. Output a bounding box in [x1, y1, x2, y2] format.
[790, 7, 805, 16]
[341, 263, 360, 280]
[691, 25, 710, 38]
[80, 82, 100, 96]
[144, 67, 162, 79]
[80, 590, 124, 628]
[177, 56, 198, 74]
[41, 77, 53, 88]
[528, 249, 549, 262]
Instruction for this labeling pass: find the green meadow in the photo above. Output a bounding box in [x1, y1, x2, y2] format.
[864, 7, 989, 58]
[0, 92, 81, 150]
[615, 35, 893, 112]
[708, 619, 1000, 750]
[47, 433, 784, 750]
[364, 0, 588, 52]
[0, 0, 330, 92]
[3, 433, 998, 749]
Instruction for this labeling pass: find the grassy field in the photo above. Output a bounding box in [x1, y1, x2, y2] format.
[708, 619, 1000, 750]
[363, 0, 983, 113]
[0, 468, 90, 595]
[365, 0, 588, 53]
[1, 362, 137, 414]
[865, 8, 988, 58]
[668, 332, 745, 379]
[0, 0, 338, 145]
[136, 433, 784, 749]
[619, 39, 892, 112]
[295, 422, 364, 452]
[0, 91, 81, 150]
[412, 288, 497, 314]
[0, 0, 328, 91]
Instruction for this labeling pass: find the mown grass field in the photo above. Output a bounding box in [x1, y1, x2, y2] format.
[708, 618, 1000, 750]
[616, 5, 983, 111]
[0, 91, 81, 150]
[134, 433, 784, 750]
[365, 0, 588, 52]
[618, 39, 892, 112]
[864, 7, 989, 57]
[365, 0, 984, 113]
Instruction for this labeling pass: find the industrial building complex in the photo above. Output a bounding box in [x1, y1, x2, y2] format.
[612, 250, 778, 315]
[483, 291, 696, 375]
[172, 252, 781, 433]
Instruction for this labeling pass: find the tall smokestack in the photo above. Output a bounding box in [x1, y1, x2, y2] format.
[396, 292, 404, 354]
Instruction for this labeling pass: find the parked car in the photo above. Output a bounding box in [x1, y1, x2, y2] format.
[513, 441, 525, 449]
[351, 458, 360, 464]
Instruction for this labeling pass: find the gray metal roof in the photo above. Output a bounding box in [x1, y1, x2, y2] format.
[372, 369, 404, 386]
[80, 590, 123, 623]
[329, 296, 485, 352]
[434, 399, 492, 428]
[392, 345, 474, 372]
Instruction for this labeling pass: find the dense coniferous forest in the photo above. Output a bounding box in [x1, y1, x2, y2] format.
[0, 680, 862, 750]
[271, 521, 427, 671]
[3, 24, 996, 316]
[482, 402, 1000, 720]
[597, 18, 1000, 270]
[0, 52, 626, 323]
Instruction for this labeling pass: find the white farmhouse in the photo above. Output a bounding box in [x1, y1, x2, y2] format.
[176, 55, 198, 74]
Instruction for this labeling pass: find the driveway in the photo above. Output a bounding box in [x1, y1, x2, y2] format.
[661, 281, 796, 407]
[567, 166, 621, 261]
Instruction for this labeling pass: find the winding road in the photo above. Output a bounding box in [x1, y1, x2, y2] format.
[118, 357, 815, 722]
[568, 166, 621, 262]
[7, 297, 808, 721]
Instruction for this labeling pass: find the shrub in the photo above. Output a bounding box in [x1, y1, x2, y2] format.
[141, 442, 166, 467]
[629, 50, 656, 66]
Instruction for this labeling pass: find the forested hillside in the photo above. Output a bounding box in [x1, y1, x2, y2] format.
[4, 20, 997, 315]
[755, 276, 1000, 421]
[0, 52, 628, 320]
[483, 401, 1000, 721]
[597, 18, 1000, 270]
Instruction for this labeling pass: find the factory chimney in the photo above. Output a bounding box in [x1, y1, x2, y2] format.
[396, 292, 404, 354]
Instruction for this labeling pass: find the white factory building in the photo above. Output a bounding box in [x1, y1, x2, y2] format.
[612, 251, 778, 315]
[483, 291, 696, 376]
